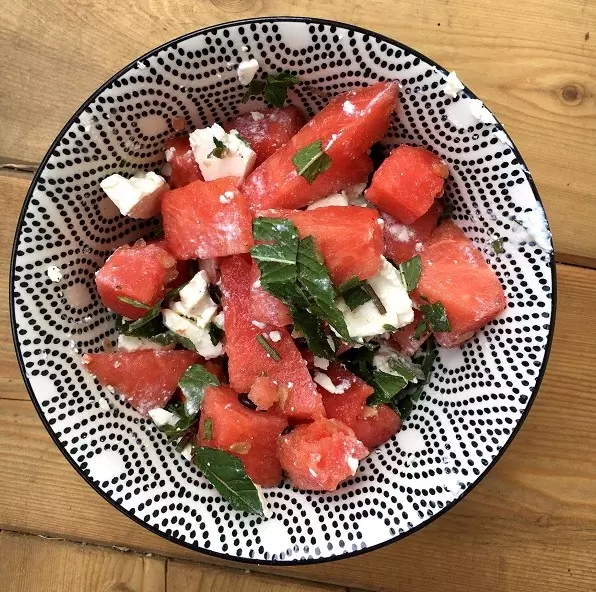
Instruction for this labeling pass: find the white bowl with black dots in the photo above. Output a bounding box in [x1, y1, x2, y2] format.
[10, 17, 556, 565]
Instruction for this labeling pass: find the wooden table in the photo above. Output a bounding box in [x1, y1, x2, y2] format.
[1, 1, 595, 590]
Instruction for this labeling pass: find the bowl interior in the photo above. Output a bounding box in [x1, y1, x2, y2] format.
[11, 18, 555, 564]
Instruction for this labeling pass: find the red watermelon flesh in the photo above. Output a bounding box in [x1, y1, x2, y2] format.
[95, 242, 178, 319]
[388, 310, 431, 357]
[415, 221, 507, 347]
[366, 145, 449, 224]
[198, 385, 288, 487]
[249, 260, 292, 327]
[320, 364, 402, 450]
[82, 350, 199, 415]
[224, 106, 306, 166]
[383, 200, 444, 264]
[220, 255, 325, 420]
[150, 239, 192, 289]
[242, 81, 398, 211]
[277, 418, 368, 491]
[164, 136, 203, 189]
[258, 206, 383, 286]
[248, 375, 280, 411]
[161, 177, 253, 260]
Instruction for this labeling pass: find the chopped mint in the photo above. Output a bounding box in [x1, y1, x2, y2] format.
[242, 71, 300, 108]
[117, 296, 151, 310]
[491, 237, 505, 254]
[203, 417, 213, 440]
[420, 301, 451, 333]
[178, 364, 220, 417]
[397, 255, 422, 292]
[208, 137, 227, 159]
[292, 140, 332, 184]
[256, 334, 281, 361]
[208, 322, 224, 346]
[413, 319, 428, 340]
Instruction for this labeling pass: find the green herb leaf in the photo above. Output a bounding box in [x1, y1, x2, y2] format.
[157, 402, 198, 443]
[117, 296, 151, 310]
[362, 283, 387, 315]
[491, 237, 505, 255]
[165, 281, 188, 302]
[178, 364, 220, 417]
[337, 277, 372, 310]
[264, 71, 300, 107]
[413, 319, 428, 340]
[420, 301, 451, 333]
[241, 79, 267, 103]
[256, 334, 281, 361]
[383, 324, 398, 332]
[208, 322, 224, 346]
[193, 446, 264, 515]
[292, 140, 332, 184]
[397, 255, 422, 292]
[290, 307, 335, 359]
[208, 137, 227, 159]
[439, 200, 455, 222]
[117, 302, 162, 335]
[203, 417, 213, 440]
[370, 370, 410, 405]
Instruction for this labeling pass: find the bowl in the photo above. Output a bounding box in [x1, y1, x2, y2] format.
[10, 16, 556, 565]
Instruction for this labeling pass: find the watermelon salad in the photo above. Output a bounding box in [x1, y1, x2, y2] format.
[82, 70, 507, 516]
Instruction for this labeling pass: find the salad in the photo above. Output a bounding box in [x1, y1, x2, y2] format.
[82, 67, 506, 516]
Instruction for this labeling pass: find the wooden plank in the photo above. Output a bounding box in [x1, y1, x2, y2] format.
[167, 561, 345, 592]
[0, 530, 166, 592]
[0, 0, 595, 263]
[1, 262, 594, 591]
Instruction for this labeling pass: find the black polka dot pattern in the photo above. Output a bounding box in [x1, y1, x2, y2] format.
[10, 19, 555, 564]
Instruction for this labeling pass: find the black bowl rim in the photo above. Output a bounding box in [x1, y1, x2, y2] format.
[9, 15, 557, 567]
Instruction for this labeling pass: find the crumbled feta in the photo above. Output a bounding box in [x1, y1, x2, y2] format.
[251, 111, 265, 121]
[177, 270, 218, 324]
[164, 147, 176, 162]
[384, 213, 415, 242]
[218, 190, 235, 204]
[213, 311, 225, 328]
[346, 456, 359, 473]
[307, 193, 349, 210]
[468, 99, 497, 124]
[312, 356, 330, 370]
[313, 372, 351, 394]
[46, 265, 63, 282]
[494, 129, 513, 147]
[269, 331, 282, 342]
[179, 443, 193, 460]
[189, 123, 256, 182]
[100, 171, 168, 219]
[117, 334, 171, 352]
[442, 71, 464, 98]
[237, 58, 260, 85]
[337, 257, 414, 338]
[162, 308, 223, 359]
[252, 320, 266, 329]
[148, 408, 179, 428]
[511, 208, 553, 252]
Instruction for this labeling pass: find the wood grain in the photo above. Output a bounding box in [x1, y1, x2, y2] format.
[0, 0, 594, 264]
[1, 258, 595, 591]
[0, 530, 166, 592]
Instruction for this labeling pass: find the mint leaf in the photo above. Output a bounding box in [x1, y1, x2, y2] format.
[117, 296, 151, 310]
[362, 283, 387, 315]
[290, 307, 335, 359]
[397, 255, 422, 292]
[178, 364, 220, 416]
[193, 446, 264, 515]
[337, 277, 371, 310]
[241, 71, 299, 107]
[256, 334, 281, 361]
[383, 324, 398, 332]
[420, 301, 451, 333]
[242, 79, 267, 103]
[292, 140, 332, 184]
[208, 322, 224, 345]
[117, 302, 162, 335]
[208, 137, 227, 159]
[491, 237, 505, 254]
[203, 417, 213, 440]
[413, 319, 428, 340]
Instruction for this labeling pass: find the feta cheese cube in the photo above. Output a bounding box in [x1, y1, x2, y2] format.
[148, 408, 180, 428]
[117, 334, 172, 352]
[312, 356, 330, 370]
[237, 58, 260, 85]
[177, 270, 217, 324]
[442, 71, 464, 98]
[162, 309, 223, 359]
[100, 171, 168, 219]
[337, 257, 414, 338]
[189, 123, 256, 182]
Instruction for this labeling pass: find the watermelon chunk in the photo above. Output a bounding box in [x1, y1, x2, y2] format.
[164, 136, 203, 189]
[150, 239, 192, 289]
[249, 260, 292, 327]
[366, 145, 449, 224]
[224, 106, 306, 166]
[198, 385, 288, 487]
[82, 350, 199, 415]
[277, 418, 368, 491]
[95, 242, 178, 319]
[259, 206, 383, 286]
[319, 364, 402, 449]
[415, 221, 507, 347]
[220, 255, 325, 420]
[388, 310, 431, 357]
[242, 81, 398, 211]
[248, 375, 280, 411]
[383, 200, 443, 264]
[161, 177, 253, 260]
